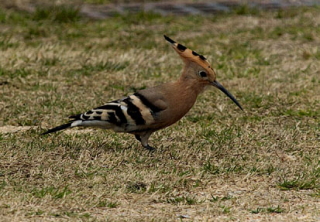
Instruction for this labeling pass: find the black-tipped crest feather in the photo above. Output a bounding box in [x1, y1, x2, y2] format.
[164, 35, 175, 44]
[177, 44, 187, 52]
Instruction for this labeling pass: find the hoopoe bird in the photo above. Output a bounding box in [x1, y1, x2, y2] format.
[42, 35, 243, 151]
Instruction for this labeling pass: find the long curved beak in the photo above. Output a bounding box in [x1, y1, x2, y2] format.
[212, 80, 243, 111]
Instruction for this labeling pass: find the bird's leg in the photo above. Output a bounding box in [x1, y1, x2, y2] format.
[135, 135, 141, 142]
[135, 134, 154, 151]
[138, 131, 155, 151]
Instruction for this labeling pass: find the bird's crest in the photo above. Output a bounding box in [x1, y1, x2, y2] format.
[164, 35, 213, 72]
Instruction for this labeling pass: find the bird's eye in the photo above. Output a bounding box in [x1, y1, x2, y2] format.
[198, 71, 207, 78]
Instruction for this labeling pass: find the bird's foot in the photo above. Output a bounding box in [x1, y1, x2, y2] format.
[144, 145, 156, 152]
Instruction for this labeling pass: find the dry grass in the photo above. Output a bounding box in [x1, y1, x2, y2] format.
[0, 5, 319, 221]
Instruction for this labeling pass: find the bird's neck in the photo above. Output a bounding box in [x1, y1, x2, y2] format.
[168, 76, 206, 115]
[177, 74, 207, 96]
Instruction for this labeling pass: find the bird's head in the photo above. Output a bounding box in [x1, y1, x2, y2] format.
[164, 35, 243, 111]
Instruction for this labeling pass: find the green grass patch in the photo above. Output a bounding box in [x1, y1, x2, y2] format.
[32, 5, 81, 23]
[32, 186, 72, 199]
[97, 200, 119, 208]
[251, 205, 285, 214]
[166, 195, 199, 205]
[278, 178, 319, 191]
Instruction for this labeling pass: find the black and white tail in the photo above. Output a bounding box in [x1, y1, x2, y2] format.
[41, 123, 72, 135]
[41, 93, 162, 135]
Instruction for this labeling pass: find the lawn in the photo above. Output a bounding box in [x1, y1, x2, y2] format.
[0, 4, 319, 221]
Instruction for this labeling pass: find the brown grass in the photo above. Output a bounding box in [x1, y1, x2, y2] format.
[0, 5, 319, 221]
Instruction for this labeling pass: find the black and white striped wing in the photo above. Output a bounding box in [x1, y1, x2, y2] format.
[69, 93, 164, 133]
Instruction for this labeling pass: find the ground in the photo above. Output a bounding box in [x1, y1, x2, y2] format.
[0, 4, 319, 221]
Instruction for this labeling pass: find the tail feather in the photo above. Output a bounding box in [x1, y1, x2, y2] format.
[41, 123, 72, 135]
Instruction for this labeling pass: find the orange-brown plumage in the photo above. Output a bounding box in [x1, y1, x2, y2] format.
[42, 35, 243, 151]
